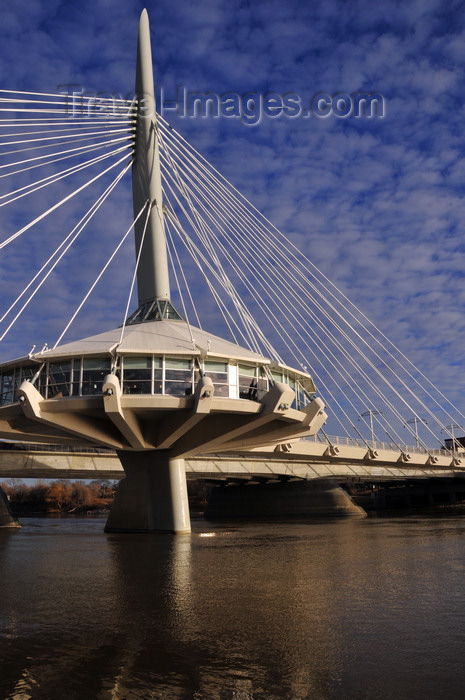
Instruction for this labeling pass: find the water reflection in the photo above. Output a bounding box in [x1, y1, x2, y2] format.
[104, 523, 349, 698]
[2, 516, 465, 698]
[103, 533, 197, 697]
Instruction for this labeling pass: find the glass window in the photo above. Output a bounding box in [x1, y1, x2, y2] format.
[205, 360, 229, 397]
[123, 356, 152, 394]
[165, 357, 191, 370]
[81, 358, 110, 395]
[143, 301, 159, 321]
[239, 364, 258, 400]
[47, 362, 71, 398]
[124, 357, 151, 371]
[126, 300, 183, 325]
[165, 358, 192, 381]
[126, 304, 147, 325]
[13, 365, 44, 397]
[164, 303, 182, 320]
[164, 369, 191, 380]
[20, 366, 36, 383]
[164, 380, 193, 396]
[0, 370, 15, 405]
[165, 357, 193, 395]
[205, 361, 228, 373]
[239, 364, 256, 378]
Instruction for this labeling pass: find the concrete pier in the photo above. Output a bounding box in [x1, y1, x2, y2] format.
[204, 478, 366, 520]
[104, 451, 191, 534]
[0, 486, 20, 528]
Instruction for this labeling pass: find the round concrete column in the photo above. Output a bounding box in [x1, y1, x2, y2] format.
[105, 450, 191, 534]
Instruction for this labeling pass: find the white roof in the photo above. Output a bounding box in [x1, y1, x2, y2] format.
[29, 320, 271, 365]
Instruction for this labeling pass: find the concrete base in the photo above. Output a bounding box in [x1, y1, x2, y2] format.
[0, 486, 20, 528]
[104, 451, 191, 534]
[204, 478, 366, 519]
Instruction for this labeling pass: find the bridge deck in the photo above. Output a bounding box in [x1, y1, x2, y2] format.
[1, 439, 464, 482]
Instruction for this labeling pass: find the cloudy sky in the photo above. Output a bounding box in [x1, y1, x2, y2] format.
[1, 0, 465, 433]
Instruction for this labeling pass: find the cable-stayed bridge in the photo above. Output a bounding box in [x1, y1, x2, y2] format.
[1, 436, 464, 481]
[1, 11, 464, 530]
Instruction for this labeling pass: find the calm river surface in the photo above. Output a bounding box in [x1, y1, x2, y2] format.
[1, 513, 465, 699]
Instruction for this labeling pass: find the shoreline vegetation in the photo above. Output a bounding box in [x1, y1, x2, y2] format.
[0, 478, 211, 516]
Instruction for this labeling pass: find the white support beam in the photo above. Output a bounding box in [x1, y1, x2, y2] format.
[103, 374, 148, 449]
[17, 381, 126, 450]
[156, 376, 215, 449]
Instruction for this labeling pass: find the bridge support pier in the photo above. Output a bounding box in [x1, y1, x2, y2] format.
[104, 450, 191, 534]
[204, 478, 366, 520]
[0, 486, 20, 528]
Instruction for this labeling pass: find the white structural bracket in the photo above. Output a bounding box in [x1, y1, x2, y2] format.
[156, 376, 215, 449]
[17, 380, 124, 449]
[103, 374, 147, 449]
[172, 382, 319, 456]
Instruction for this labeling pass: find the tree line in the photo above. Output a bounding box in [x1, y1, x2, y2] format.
[1, 478, 211, 514]
[1, 479, 116, 514]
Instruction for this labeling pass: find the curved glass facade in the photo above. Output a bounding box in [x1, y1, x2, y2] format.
[0, 355, 312, 409]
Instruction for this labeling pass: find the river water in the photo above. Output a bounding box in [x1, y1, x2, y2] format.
[1, 513, 465, 699]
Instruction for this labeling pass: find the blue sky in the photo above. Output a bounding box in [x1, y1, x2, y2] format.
[1, 0, 465, 426]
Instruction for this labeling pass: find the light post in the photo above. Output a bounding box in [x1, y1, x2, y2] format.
[359, 410, 382, 448]
[406, 417, 427, 450]
[441, 424, 463, 455]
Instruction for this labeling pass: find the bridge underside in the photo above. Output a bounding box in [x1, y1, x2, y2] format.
[1, 445, 464, 482]
[3, 444, 465, 529]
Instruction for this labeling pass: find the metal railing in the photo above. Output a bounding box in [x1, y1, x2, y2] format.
[1, 436, 463, 459]
[303, 434, 464, 457]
